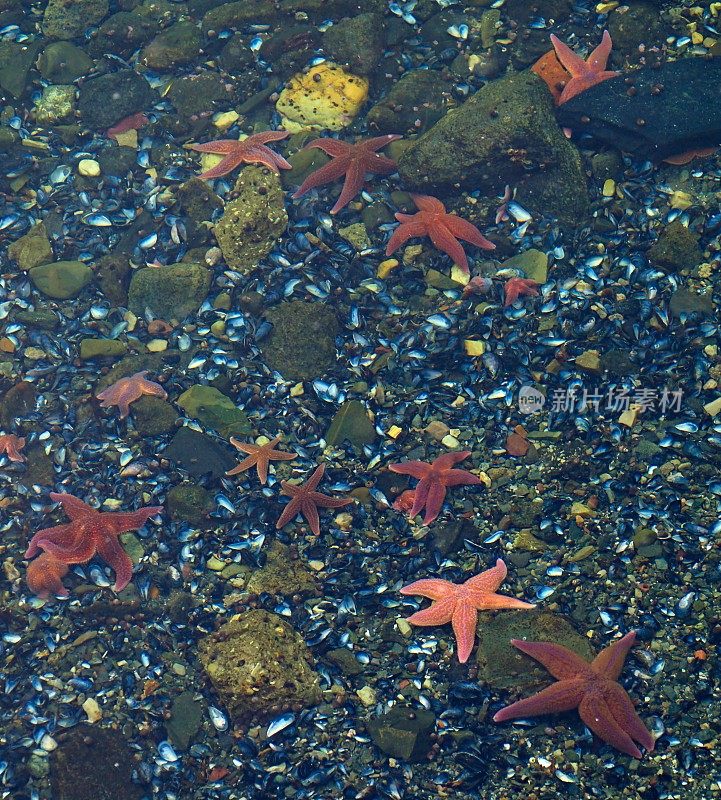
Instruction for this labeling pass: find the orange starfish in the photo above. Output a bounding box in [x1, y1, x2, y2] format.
[504, 277, 539, 306]
[188, 131, 292, 180]
[26, 551, 70, 599]
[226, 435, 298, 484]
[550, 30, 619, 105]
[96, 371, 167, 419]
[0, 433, 26, 462]
[292, 134, 402, 214]
[400, 559, 535, 663]
[493, 631, 655, 759]
[385, 194, 495, 274]
[276, 464, 353, 536]
[25, 493, 163, 597]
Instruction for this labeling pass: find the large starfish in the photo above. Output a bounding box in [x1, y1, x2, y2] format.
[0, 433, 25, 462]
[25, 493, 163, 597]
[385, 194, 495, 274]
[96, 370, 167, 419]
[188, 131, 291, 180]
[389, 450, 482, 525]
[276, 464, 353, 536]
[226, 435, 298, 484]
[292, 134, 401, 214]
[400, 559, 534, 663]
[550, 30, 619, 105]
[493, 631, 656, 759]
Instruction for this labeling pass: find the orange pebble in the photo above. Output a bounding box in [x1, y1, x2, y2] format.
[693, 649, 707, 660]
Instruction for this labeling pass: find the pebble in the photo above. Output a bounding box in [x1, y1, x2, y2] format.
[77, 159, 101, 177]
[356, 686, 377, 707]
[82, 698, 102, 723]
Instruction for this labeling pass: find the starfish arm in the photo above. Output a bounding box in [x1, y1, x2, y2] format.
[276, 497, 300, 530]
[493, 678, 587, 721]
[421, 480, 446, 525]
[411, 194, 446, 214]
[95, 534, 134, 592]
[26, 553, 69, 598]
[197, 153, 245, 180]
[451, 600, 479, 663]
[188, 139, 242, 155]
[266, 149, 293, 171]
[473, 591, 536, 611]
[253, 130, 291, 145]
[442, 215, 495, 250]
[578, 693, 643, 759]
[229, 438, 261, 455]
[305, 138, 353, 158]
[400, 578, 455, 600]
[305, 464, 326, 491]
[97, 507, 162, 537]
[510, 639, 594, 680]
[300, 498, 321, 535]
[406, 595, 456, 627]
[587, 30, 613, 71]
[139, 380, 167, 400]
[433, 451, 472, 469]
[24, 523, 76, 558]
[225, 453, 260, 476]
[364, 153, 399, 176]
[238, 145, 288, 173]
[385, 220, 428, 257]
[30, 528, 97, 565]
[269, 449, 297, 462]
[388, 460, 433, 480]
[254, 457, 271, 484]
[591, 631, 637, 680]
[603, 681, 655, 754]
[50, 493, 95, 520]
[292, 157, 352, 198]
[363, 134, 403, 151]
[429, 222, 469, 272]
[408, 477, 432, 519]
[309, 492, 353, 510]
[465, 558, 507, 592]
[442, 468, 482, 487]
[549, 34, 588, 77]
[330, 156, 366, 214]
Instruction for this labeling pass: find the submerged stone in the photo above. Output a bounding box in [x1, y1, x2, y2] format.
[166, 691, 203, 751]
[29, 261, 92, 299]
[42, 0, 109, 39]
[322, 12, 386, 76]
[176, 385, 251, 438]
[141, 21, 201, 70]
[79, 338, 127, 360]
[167, 483, 213, 524]
[78, 69, 156, 130]
[366, 705, 435, 762]
[8, 222, 53, 271]
[647, 220, 702, 271]
[132, 395, 178, 435]
[198, 610, 322, 724]
[367, 69, 451, 135]
[325, 400, 376, 449]
[164, 427, 236, 481]
[37, 41, 94, 83]
[128, 263, 211, 323]
[244, 541, 317, 597]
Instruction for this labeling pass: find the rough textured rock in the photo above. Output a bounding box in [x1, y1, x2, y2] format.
[176, 384, 251, 438]
[260, 301, 339, 381]
[213, 166, 287, 272]
[366, 705, 435, 762]
[167, 482, 213, 524]
[198, 610, 322, 724]
[141, 21, 202, 70]
[647, 220, 703, 271]
[42, 0, 109, 40]
[556, 59, 721, 160]
[325, 400, 376, 449]
[322, 13, 386, 76]
[0, 40, 43, 99]
[78, 69, 156, 130]
[398, 71, 588, 225]
[132, 395, 178, 435]
[37, 41, 94, 83]
[607, 3, 670, 63]
[244, 541, 317, 597]
[367, 69, 452, 135]
[128, 263, 211, 322]
[8, 222, 52, 271]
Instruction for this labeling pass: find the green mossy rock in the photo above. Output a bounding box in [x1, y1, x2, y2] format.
[500, 248, 548, 284]
[198, 610, 322, 724]
[176, 384, 251, 438]
[174, 178, 223, 245]
[8, 223, 53, 271]
[163, 427, 235, 480]
[132, 395, 178, 435]
[79, 338, 127, 360]
[141, 21, 201, 70]
[34, 84, 76, 124]
[37, 41, 94, 83]
[42, 0, 109, 39]
[322, 12, 386, 76]
[167, 483, 213, 524]
[213, 166, 287, 273]
[366, 705, 435, 762]
[325, 400, 376, 449]
[398, 71, 589, 225]
[244, 541, 317, 597]
[166, 691, 203, 752]
[260, 301, 339, 381]
[669, 287, 714, 318]
[13, 309, 59, 330]
[475, 609, 594, 694]
[29, 261, 92, 299]
[90, 12, 156, 59]
[647, 220, 703, 271]
[77, 69, 156, 130]
[128, 263, 211, 322]
[0, 40, 43, 98]
[366, 69, 451, 135]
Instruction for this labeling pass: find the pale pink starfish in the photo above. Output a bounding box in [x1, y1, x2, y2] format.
[96, 371, 167, 419]
[188, 131, 291, 180]
[0, 433, 26, 462]
[400, 559, 535, 663]
[550, 30, 619, 105]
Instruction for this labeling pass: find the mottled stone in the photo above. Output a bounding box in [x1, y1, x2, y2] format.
[245, 541, 316, 597]
[163, 427, 236, 481]
[43, 0, 109, 40]
[176, 384, 251, 438]
[128, 263, 211, 322]
[29, 261, 92, 299]
[366, 705, 435, 762]
[8, 222, 53, 271]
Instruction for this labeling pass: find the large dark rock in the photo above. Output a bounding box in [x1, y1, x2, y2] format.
[398, 71, 589, 225]
[78, 69, 156, 130]
[163, 427, 236, 481]
[556, 58, 721, 160]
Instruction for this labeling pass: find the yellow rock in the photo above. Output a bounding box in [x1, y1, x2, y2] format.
[290, 382, 304, 396]
[213, 110, 239, 131]
[387, 425, 402, 439]
[441, 434, 460, 448]
[618, 406, 639, 427]
[377, 258, 399, 279]
[602, 178, 615, 197]
[146, 338, 168, 352]
[704, 396, 721, 416]
[114, 129, 137, 148]
[450, 264, 470, 285]
[669, 190, 693, 210]
[276, 63, 369, 133]
[78, 159, 101, 177]
[570, 502, 593, 518]
[463, 339, 485, 356]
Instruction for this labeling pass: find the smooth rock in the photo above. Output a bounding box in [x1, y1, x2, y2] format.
[163, 427, 236, 481]
[176, 385, 251, 438]
[366, 705, 435, 762]
[29, 261, 93, 299]
[128, 263, 211, 322]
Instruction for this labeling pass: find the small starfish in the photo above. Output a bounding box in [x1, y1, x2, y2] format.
[25, 493, 163, 596]
[292, 134, 402, 214]
[107, 112, 149, 140]
[276, 464, 353, 536]
[389, 450, 482, 526]
[0, 433, 26, 462]
[504, 277, 539, 306]
[385, 194, 495, 274]
[400, 559, 535, 663]
[26, 551, 70, 599]
[188, 131, 291, 180]
[96, 370, 167, 419]
[493, 631, 655, 759]
[226, 435, 298, 484]
[550, 30, 619, 105]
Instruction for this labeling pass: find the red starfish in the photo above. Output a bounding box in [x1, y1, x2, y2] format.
[107, 112, 149, 140]
[0, 433, 26, 462]
[188, 131, 291, 180]
[292, 134, 402, 214]
[400, 559, 535, 663]
[389, 450, 482, 526]
[26, 551, 70, 599]
[385, 194, 495, 274]
[24, 493, 163, 597]
[550, 30, 619, 105]
[493, 631, 655, 759]
[226, 435, 298, 484]
[96, 370, 167, 419]
[504, 277, 540, 306]
[276, 464, 353, 536]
